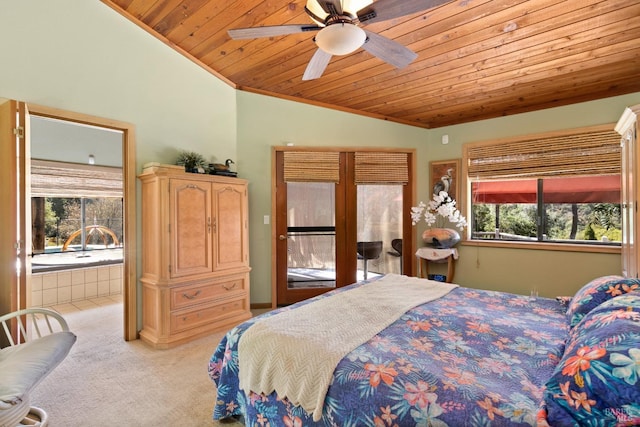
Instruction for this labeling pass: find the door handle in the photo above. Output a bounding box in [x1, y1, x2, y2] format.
[279, 235, 287, 240]
[182, 290, 201, 300]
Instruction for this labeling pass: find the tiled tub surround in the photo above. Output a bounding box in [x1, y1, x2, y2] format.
[31, 263, 123, 307]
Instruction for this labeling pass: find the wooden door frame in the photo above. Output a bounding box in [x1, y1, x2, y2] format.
[28, 104, 137, 341]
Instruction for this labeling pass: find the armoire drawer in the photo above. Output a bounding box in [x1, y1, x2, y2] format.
[170, 296, 248, 333]
[171, 276, 247, 310]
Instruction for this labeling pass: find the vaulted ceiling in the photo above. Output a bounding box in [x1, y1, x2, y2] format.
[102, 0, 640, 129]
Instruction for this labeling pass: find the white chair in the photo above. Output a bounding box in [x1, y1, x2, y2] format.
[0, 308, 76, 427]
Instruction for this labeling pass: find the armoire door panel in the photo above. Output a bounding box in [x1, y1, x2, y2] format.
[170, 179, 213, 277]
[213, 183, 248, 270]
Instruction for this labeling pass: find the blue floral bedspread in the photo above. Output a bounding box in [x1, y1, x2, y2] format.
[208, 278, 568, 426]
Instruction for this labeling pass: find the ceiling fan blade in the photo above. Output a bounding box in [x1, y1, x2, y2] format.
[358, 0, 451, 24]
[228, 25, 320, 40]
[302, 49, 333, 81]
[361, 30, 417, 69]
[316, 0, 343, 16]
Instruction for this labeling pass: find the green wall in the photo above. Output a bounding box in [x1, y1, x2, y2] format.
[1, 0, 639, 321]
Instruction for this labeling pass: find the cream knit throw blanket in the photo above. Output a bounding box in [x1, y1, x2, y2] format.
[237, 274, 458, 421]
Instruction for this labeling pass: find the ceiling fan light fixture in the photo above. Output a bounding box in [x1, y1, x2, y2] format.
[305, 0, 373, 24]
[306, 0, 328, 25]
[315, 23, 366, 55]
[343, 0, 374, 15]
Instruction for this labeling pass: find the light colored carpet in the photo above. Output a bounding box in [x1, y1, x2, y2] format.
[30, 303, 244, 426]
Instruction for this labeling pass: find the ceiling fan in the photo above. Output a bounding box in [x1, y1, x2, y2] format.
[228, 0, 450, 80]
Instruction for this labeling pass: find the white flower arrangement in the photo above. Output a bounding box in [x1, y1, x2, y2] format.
[411, 191, 468, 230]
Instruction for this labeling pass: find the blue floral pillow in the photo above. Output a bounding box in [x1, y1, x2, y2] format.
[566, 275, 640, 328]
[542, 292, 640, 426]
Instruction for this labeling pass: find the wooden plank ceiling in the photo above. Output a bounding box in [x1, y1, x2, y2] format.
[102, 0, 640, 129]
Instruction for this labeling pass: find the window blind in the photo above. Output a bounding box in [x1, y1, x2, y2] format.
[466, 129, 621, 180]
[31, 159, 123, 198]
[354, 152, 408, 184]
[283, 151, 340, 182]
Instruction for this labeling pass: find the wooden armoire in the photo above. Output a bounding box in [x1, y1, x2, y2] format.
[616, 105, 640, 279]
[138, 163, 251, 348]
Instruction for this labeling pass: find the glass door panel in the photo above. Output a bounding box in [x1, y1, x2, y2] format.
[287, 182, 336, 289]
[357, 184, 403, 280]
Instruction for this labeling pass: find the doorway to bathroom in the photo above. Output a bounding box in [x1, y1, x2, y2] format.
[0, 99, 137, 341]
[29, 115, 125, 312]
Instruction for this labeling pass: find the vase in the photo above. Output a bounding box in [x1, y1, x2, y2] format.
[422, 228, 461, 249]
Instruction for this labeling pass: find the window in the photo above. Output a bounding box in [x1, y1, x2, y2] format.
[38, 197, 123, 251]
[30, 159, 124, 269]
[465, 126, 621, 245]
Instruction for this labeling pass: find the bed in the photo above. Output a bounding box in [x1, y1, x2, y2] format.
[209, 274, 640, 426]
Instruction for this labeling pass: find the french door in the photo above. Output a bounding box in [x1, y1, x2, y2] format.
[273, 148, 414, 306]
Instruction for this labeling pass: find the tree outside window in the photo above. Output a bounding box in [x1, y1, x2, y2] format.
[41, 197, 123, 251]
[471, 176, 621, 244]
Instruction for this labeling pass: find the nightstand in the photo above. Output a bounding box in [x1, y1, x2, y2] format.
[415, 247, 458, 283]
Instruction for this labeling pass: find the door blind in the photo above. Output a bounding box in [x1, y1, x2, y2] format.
[283, 151, 340, 183]
[354, 152, 408, 184]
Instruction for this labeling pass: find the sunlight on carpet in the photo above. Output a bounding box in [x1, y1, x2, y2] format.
[29, 303, 244, 426]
